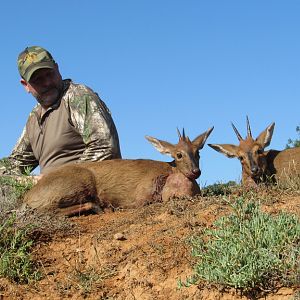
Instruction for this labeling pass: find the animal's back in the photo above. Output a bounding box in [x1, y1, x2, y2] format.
[266, 147, 300, 180]
[24, 159, 173, 213]
[84, 159, 173, 208]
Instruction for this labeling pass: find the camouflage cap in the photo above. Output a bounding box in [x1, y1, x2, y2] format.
[17, 46, 56, 82]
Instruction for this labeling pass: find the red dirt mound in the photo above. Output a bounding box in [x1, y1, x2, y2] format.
[1, 193, 299, 300]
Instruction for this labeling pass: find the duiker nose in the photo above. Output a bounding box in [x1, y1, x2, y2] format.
[251, 166, 259, 174]
[193, 168, 201, 178]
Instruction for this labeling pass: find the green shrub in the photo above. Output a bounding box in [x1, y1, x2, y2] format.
[201, 181, 237, 197]
[183, 198, 300, 292]
[0, 213, 40, 283]
[0, 175, 34, 219]
[286, 125, 300, 148]
[0, 176, 74, 283]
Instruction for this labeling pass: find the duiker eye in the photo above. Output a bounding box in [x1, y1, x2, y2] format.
[176, 153, 183, 159]
[257, 149, 263, 154]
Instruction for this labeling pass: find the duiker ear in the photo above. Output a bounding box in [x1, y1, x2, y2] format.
[192, 127, 214, 150]
[208, 143, 240, 158]
[255, 122, 275, 148]
[145, 136, 175, 156]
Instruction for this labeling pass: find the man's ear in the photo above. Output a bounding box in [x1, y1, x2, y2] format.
[20, 78, 30, 92]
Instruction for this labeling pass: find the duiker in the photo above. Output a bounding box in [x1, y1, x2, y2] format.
[23, 127, 213, 215]
[208, 117, 300, 186]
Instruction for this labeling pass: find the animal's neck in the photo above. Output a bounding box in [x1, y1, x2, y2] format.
[265, 150, 280, 171]
[152, 174, 169, 202]
[168, 161, 184, 176]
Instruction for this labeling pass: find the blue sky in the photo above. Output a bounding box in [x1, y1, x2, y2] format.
[0, 1, 299, 186]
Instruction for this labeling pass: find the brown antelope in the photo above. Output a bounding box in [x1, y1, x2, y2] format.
[23, 127, 214, 215]
[208, 117, 300, 186]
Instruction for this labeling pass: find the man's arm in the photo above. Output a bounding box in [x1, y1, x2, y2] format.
[0, 126, 39, 175]
[68, 89, 122, 162]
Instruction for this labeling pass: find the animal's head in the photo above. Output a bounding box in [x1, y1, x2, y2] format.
[145, 127, 214, 180]
[208, 117, 275, 185]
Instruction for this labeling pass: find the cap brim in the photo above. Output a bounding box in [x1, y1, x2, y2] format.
[23, 61, 56, 82]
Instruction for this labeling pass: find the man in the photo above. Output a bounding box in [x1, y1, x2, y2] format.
[0, 46, 121, 178]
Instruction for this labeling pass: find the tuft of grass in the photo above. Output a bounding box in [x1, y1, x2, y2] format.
[0, 213, 41, 283]
[182, 197, 300, 293]
[201, 181, 237, 197]
[0, 175, 34, 217]
[0, 176, 39, 283]
[293, 291, 300, 300]
[71, 266, 103, 295]
[0, 176, 75, 284]
[70, 266, 114, 296]
[59, 259, 116, 297]
[276, 173, 300, 193]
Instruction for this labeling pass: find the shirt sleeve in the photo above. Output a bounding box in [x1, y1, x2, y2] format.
[67, 88, 122, 162]
[0, 125, 39, 175]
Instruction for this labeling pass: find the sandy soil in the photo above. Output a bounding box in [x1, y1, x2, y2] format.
[0, 192, 299, 300]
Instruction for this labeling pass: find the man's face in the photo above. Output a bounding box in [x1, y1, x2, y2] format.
[21, 65, 63, 108]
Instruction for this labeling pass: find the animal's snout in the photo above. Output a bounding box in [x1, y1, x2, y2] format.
[251, 166, 259, 175]
[193, 168, 201, 177]
[190, 168, 201, 179]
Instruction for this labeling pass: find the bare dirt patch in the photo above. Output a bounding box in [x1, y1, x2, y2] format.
[0, 193, 299, 300]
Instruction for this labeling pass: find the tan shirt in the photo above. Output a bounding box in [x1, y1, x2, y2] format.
[28, 97, 86, 173]
[1, 80, 121, 175]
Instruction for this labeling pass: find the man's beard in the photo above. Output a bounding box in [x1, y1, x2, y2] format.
[33, 86, 61, 108]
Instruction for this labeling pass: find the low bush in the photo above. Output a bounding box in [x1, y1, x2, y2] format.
[183, 197, 300, 293]
[201, 181, 237, 197]
[0, 175, 74, 283]
[0, 213, 41, 283]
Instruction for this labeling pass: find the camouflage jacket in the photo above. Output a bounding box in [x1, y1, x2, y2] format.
[0, 80, 121, 175]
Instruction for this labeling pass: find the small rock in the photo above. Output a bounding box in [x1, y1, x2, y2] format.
[114, 232, 126, 240]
